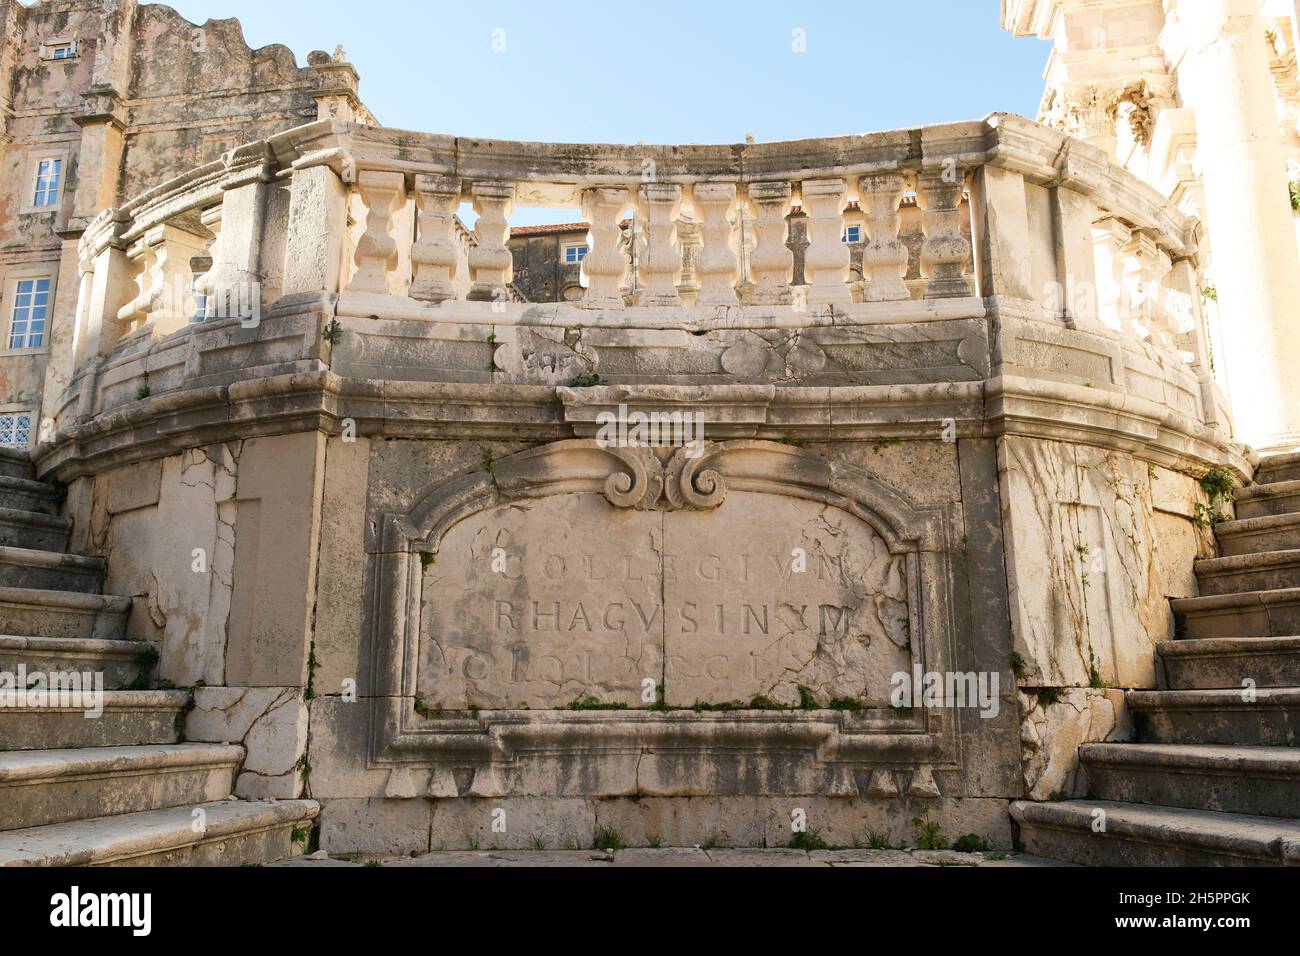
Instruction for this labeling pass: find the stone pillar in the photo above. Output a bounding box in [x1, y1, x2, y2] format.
[1179, 0, 1300, 450]
[971, 164, 1034, 303]
[347, 170, 405, 297]
[692, 182, 740, 307]
[409, 174, 462, 303]
[636, 183, 683, 308]
[917, 168, 972, 298]
[579, 186, 630, 309]
[281, 163, 349, 300]
[744, 182, 794, 305]
[858, 173, 910, 302]
[800, 178, 851, 307]
[467, 181, 514, 303]
[198, 174, 269, 323]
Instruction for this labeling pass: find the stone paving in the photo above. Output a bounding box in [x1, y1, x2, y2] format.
[274, 848, 1074, 868]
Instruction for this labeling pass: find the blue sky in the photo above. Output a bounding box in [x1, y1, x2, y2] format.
[167, 0, 1051, 225]
[169, 0, 1051, 142]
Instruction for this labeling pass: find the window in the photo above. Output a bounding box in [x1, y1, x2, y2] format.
[0, 413, 32, 449]
[48, 42, 76, 60]
[33, 158, 62, 208]
[9, 278, 50, 350]
[842, 225, 862, 243]
[562, 243, 589, 265]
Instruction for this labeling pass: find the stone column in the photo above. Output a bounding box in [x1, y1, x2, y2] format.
[346, 170, 405, 297]
[744, 182, 794, 305]
[579, 186, 630, 309]
[636, 183, 683, 308]
[692, 182, 740, 307]
[1179, 0, 1300, 450]
[281, 163, 349, 300]
[858, 173, 910, 303]
[467, 181, 514, 303]
[409, 175, 462, 303]
[800, 178, 851, 307]
[917, 168, 972, 299]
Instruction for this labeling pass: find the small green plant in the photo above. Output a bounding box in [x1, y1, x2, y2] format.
[419, 551, 435, 571]
[592, 825, 624, 851]
[797, 686, 819, 710]
[567, 695, 629, 711]
[530, 834, 546, 851]
[567, 372, 602, 388]
[467, 833, 481, 850]
[862, 828, 893, 850]
[985, 851, 1008, 861]
[364, 859, 383, 867]
[302, 641, 319, 702]
[647, 836, 663, 849]
[873, 437, 903, 452]
[1198, 467, 1236, 503]
[291, 826, 310, 848]
[1008, 652, 1027, 681]
[295, 753, 312, 782]
[778, 433, 805, 447]
[910, 811, 948, 851]
[1148, 464, 1159, 481]
[486, 331, 497, 346]
[1036, 687, 1064, 709]
[1088, 648, 1106, 689]
[1192, 501, 1230, 527]
[1047, 790, 1067, 802]
[136, 386, 152, 400]
[788, 829, 828, 851]
[322, 319, 344, 345]
[952, 833, 990, 853]
[482, 447, 495, 475]
[827, 697, 869, 713]
[133, 645, 160, 670]
[173, 709, 188, 743]
[413, 697, 442, 720]
[1201, 285, 1218, 302]
[1290, 180, 1300, 212]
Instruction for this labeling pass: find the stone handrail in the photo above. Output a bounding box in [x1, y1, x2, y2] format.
[54, 111, 1234, 457]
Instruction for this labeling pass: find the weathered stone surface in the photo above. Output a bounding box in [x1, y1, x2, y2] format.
[1018, 688, 1131, 800]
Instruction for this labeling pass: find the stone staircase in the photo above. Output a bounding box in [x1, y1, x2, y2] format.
[1012, 452, 1300, 865]
[0, 447, 317, 866]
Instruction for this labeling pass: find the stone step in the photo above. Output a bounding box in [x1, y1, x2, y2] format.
[1171, 587, 1300, 639]
[1195, 549, 1300, 595]
[0, 744, 242, 831]
[1256, 451, 1300, 486]
[0, 690, 190, 751]
[0, 635, 154, 690]
[1236, 480, 1300, 519]
[0, 799, 318, 867]
[1128, 687, 1300, 746]
[0, 546, 104, 594]
[1159, 636, 1300, 690]
[0, 448, 34, 482]
[0, 508, 70, 553]
[1215, 512, 1300, 557]
[0, 476, 60, 516]
[1081, 743, 1300, 818]
[0, 587, 130, 641]
[1010, 799, 1300, 866]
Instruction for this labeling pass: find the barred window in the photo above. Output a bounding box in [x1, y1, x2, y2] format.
[0, 413, 32, 449]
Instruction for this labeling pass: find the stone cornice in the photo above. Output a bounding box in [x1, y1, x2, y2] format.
[33, 370, 1251, 484]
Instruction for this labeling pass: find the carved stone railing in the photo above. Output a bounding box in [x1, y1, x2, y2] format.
[49, 112, 1238, 469]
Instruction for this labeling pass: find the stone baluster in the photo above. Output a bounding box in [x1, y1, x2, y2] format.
[116, 223, 210, 336]
[347, 169, 405, 296]
[691, 182, 740, 307]
[743, 183, 793, 305]
[858, 173, 910, 302]
[675, 215, 703, 305]
[636, 183, 683, 307]
[1092, 217, 1131, 332]
[916, 167, 972, 298]
[116, 240, 155, 332]
[467, 181, 514, 303]
[1124, 232, 1173, 342]
[579, 186, 630, 309]
[800, 178, 851, 307]
[409, 174, 462, 303]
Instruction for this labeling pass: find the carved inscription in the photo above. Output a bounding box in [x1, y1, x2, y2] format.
[418, 491, 912, 709]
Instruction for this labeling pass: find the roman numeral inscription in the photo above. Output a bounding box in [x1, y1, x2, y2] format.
[418, 491, 911, 709]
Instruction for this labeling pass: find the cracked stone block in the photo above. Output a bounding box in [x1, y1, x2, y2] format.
[1019, 688, 1131, 800]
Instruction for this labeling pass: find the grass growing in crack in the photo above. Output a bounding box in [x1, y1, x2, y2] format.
[1088, 648, 1106, 689]
[482, 447, 495, 476]
[291, 826, 310, 849]
[910, 811, 948, 851]
[788, 829, 828, 851]
[872, 437, 903, 452]
[302, 641, 319, 702]
[321, 319, 344, 345]
[952, 833, 990, 853]
[1036, 687, 1064, 709]
[647, 835, 663, 849]
[592, 825, 624, 851]
[567, 372, 602, 388]
[413, 697, 442, 720]
[466, 833, 481, 850]
[567, 695, 629, 711]
[1008, 652, 1027, 681]
[827, 697, 869, 713]
[136, 386, 151, 400]
[530, 834, 546, 851]
[797, 686, 820, 710]
[295, 753, 312, 782]
[862, 828, 894, 850]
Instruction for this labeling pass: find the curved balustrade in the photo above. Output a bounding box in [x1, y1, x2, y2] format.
[50, 111, 1236, 465]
